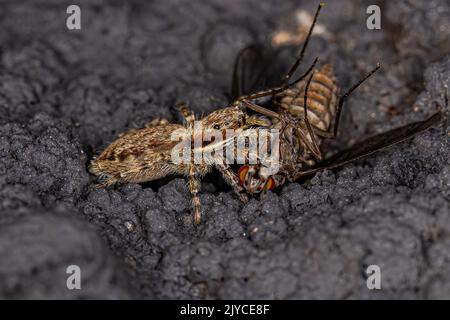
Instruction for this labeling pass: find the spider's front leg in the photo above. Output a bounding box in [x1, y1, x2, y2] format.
[187, 164, 203, 225]
[214, 160, 249, 203]
[146, 118, 169, 128]
[180, 102, 204, 224]
[179, 102, 195, 125]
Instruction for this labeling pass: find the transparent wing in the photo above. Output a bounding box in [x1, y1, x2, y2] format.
[230, 44, 284, 101]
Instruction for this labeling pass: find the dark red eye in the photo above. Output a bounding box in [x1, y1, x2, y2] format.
[238, 166, 249, 186]
[264, 177, 276, 190]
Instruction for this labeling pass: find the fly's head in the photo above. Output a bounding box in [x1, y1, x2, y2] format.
[238, 165, 276, 195]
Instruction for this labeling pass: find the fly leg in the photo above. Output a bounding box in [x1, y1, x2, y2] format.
[233, 58, 319, 110]
[314, 64, 381, 139]
[296, 71, 323, 160]
[281, 2, 324, 86]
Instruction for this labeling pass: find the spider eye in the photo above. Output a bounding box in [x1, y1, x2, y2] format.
[213, 124, 220, 130]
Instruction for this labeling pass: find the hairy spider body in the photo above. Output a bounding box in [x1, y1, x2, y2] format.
[90, 106, 255, 224]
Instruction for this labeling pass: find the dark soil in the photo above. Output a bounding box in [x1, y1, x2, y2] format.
[0, 0, 449, 299]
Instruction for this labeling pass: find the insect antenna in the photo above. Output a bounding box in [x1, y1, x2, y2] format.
[281, 2, 324, 86]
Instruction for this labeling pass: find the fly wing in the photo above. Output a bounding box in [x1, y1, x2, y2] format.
[294, 111, 443, 180]
[230, 44, 285, 101]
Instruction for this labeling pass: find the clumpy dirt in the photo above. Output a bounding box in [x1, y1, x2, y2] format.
[0, 0, 449, 299]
